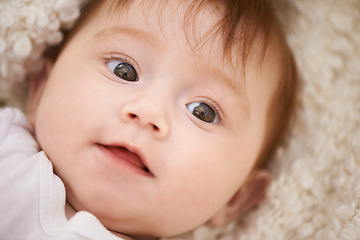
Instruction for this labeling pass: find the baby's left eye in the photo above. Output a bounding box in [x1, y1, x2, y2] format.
[186, 102, 218, 123]
[107, 60, 138, 82]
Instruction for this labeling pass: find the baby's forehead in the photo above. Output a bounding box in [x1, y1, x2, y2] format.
[94, 0, 271, 66]
[104, 1, 226, 51]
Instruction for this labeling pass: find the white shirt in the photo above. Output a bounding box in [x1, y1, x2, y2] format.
[0, 108, 124, 240]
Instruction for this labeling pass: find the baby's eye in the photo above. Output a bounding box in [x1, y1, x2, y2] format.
[107, 61, 138, 82]
[186, 102, 218, 123]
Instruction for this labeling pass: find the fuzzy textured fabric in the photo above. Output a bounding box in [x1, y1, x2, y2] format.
[1, 1, 360, 240]
[0, 0, 85, 108]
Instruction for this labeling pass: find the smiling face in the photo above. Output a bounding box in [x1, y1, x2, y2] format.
[30, 0, 281, 238]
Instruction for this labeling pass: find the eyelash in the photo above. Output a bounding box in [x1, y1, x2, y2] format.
[102, 54, 139, 72]
[201, 99, 225, 123]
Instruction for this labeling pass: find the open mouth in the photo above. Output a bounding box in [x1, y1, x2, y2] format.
[99, 144, 151, 175]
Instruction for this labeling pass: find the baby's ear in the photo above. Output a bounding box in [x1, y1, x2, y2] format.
[27, 59, 53, 127]
[209, 169, 271, 226]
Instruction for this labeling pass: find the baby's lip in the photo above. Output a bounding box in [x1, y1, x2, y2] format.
[99, 144, 152, 175]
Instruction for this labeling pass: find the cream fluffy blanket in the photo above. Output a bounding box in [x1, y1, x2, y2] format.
[1, 1, 360, 239]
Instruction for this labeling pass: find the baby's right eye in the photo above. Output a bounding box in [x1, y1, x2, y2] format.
[106, 60, 138, 82]
[186, 102, 218, 123]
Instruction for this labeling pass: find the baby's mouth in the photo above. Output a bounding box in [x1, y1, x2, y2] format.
[100, 145, 150, 174]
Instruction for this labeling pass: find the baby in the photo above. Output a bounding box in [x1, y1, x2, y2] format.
[0, 0, 297, 239]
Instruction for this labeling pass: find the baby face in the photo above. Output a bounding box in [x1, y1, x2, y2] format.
[32, 0, 278, 238]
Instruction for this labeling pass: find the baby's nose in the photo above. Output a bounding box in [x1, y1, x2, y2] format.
[120, 100, 170, 139]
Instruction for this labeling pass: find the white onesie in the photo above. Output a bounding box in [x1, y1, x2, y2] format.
[0, 108, 124, 240]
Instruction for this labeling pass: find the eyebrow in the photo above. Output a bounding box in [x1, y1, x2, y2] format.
[93, 26, 162, 49]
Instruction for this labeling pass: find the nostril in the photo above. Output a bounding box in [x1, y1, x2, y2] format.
[129, 113, 138, 119]
[122, 107, 166, 136]
[127, 114, 158, 131]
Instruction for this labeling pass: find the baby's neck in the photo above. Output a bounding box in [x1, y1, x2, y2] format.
[65, 201, 77, 219]
[65, 202, 158, 240]
[115, 233, 158, 240]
